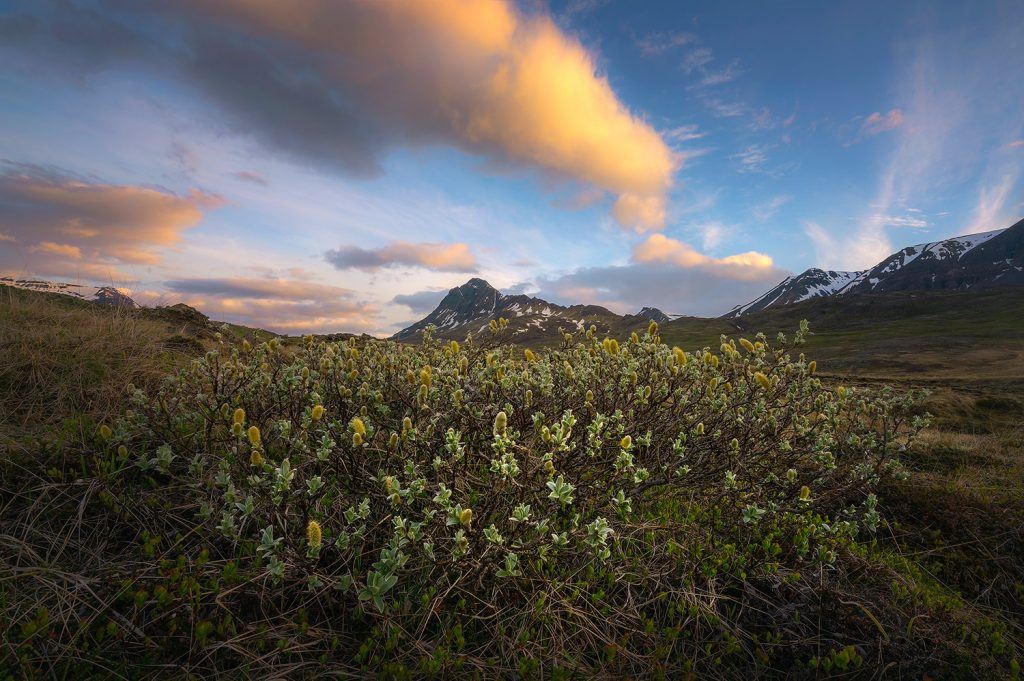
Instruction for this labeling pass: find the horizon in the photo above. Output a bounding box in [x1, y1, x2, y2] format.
[1, 0, 1022, 336]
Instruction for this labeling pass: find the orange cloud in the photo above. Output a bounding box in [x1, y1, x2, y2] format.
[632, 233, 774, 279]
[187, 0, 676, 230]
[163, 276, 380, 334]
[0, 167, 218, 281]
[325, 241, 478, 272]
[29, 241, 82, 259]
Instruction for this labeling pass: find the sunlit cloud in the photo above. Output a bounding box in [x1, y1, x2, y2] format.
[325, 241, 479, 273]
[0, 165, 218, 280]
[633, 234, 774, 277]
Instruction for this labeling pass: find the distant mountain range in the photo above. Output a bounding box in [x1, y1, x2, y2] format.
[1, 277, 137, 308]
[396, 217, 1023, 341]
[726, 218, 1023, 316]
[392, 278, 669, 342]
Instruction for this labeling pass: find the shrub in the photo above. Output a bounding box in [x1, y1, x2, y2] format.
[3, 321, 1016, 677]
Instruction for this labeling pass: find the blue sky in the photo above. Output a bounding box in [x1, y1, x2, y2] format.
[0, 0, 1021, 334]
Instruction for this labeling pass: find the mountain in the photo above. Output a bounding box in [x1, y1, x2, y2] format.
[1, 277, 137, 308]
[726, 269, 863, 317]
[630, 306, 671, 323]
[393, 278, 647, 343]
[726, 218, 1024, 317]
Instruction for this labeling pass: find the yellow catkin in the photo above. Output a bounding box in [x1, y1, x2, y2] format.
[250, 449, 263, 466]
[524, 349, 536, 363]
[352, 432, 363, 446]
[808, 360, 817, 375]
[648, 321, 658, 337]
[311, 405, 325, 422]
[117, 444, 128, 458]
[233, 408, 245, 425]
[247, 425, 261, 446]
[99, 425, 112, 441]
[420, 366, 432, 387]
[351, 417, 366, 436]
[459, 508, 473, 526]
[740, 338, 755, 353]
[754, 372, 771, 390]
[494, 411, 508, 436]
[402, 416, 413, 433]
[450, 340, 460, 355]
[630, 332, 640, 344]
[620, 435, 632, 450]
[799, 486, 811, 501]
[673, 347, 687, 366]
[307, 520, 322, 548]
[837, 386, 847, 397]
[388, 432, 399, 449]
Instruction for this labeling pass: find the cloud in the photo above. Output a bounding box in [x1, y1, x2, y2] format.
[681, 48, 713, 73]
[392, 288, 448, 314]
[663, 124, 706, 145]
[703, 98, 745, 118]
[803, 220, 891, 271]
[752, 195, 790, 222]
[163, 276, 379, 334]
[842, 108, 906, 146]
[693, 59, 741, 88]
[8, 0, 677, 231]
[636, 31, 696, 56]
[232, 170, 268, 185]
[534, 251, 785, 318]
[0, 165, 218, 280]
[731, 145, 769, 173]
[633, 234, 774, 277]
[966, 173, 1019, 233]
[862, 108, 905, 136]
[1007, 140, 1024, 149]
[864, 213, 929, 229]
[324, 241, 478, 273]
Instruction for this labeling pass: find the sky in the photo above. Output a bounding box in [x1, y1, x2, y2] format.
[0, 0, 1022, 335]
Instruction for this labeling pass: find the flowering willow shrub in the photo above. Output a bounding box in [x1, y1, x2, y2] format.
[113, 320, 923, 673]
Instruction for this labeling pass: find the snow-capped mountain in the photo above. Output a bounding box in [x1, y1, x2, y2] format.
[725, 269, 864, 317]
[630, 306, 671, 323]
[726, 217, 1024, 317]
[393, 278, 649, 342]
[1, 277, 137, 308]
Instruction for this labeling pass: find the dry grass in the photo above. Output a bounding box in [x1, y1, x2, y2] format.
[0, 289, 196, 439]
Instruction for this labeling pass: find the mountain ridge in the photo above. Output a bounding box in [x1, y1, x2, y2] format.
[725, 218, 1023, 317]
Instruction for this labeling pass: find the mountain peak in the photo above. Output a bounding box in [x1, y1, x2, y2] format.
[634, 306, 670, 323]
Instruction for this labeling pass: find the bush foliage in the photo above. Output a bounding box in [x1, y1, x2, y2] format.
[2, 320, 1019, 677]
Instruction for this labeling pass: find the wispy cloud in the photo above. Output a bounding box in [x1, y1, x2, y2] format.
[842, 108, 905, 146]
[731, 145, 769, 173]
[681, 48, 713, 73]
[693, 59, 741, 88]
[966, 173, 1019, 233]
[803, 220, 891, 271]
[752, 195, 790, 222]
[636, 31, 696, 56]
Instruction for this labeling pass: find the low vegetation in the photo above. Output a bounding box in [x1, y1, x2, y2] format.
[1, 293, 1021, 678]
